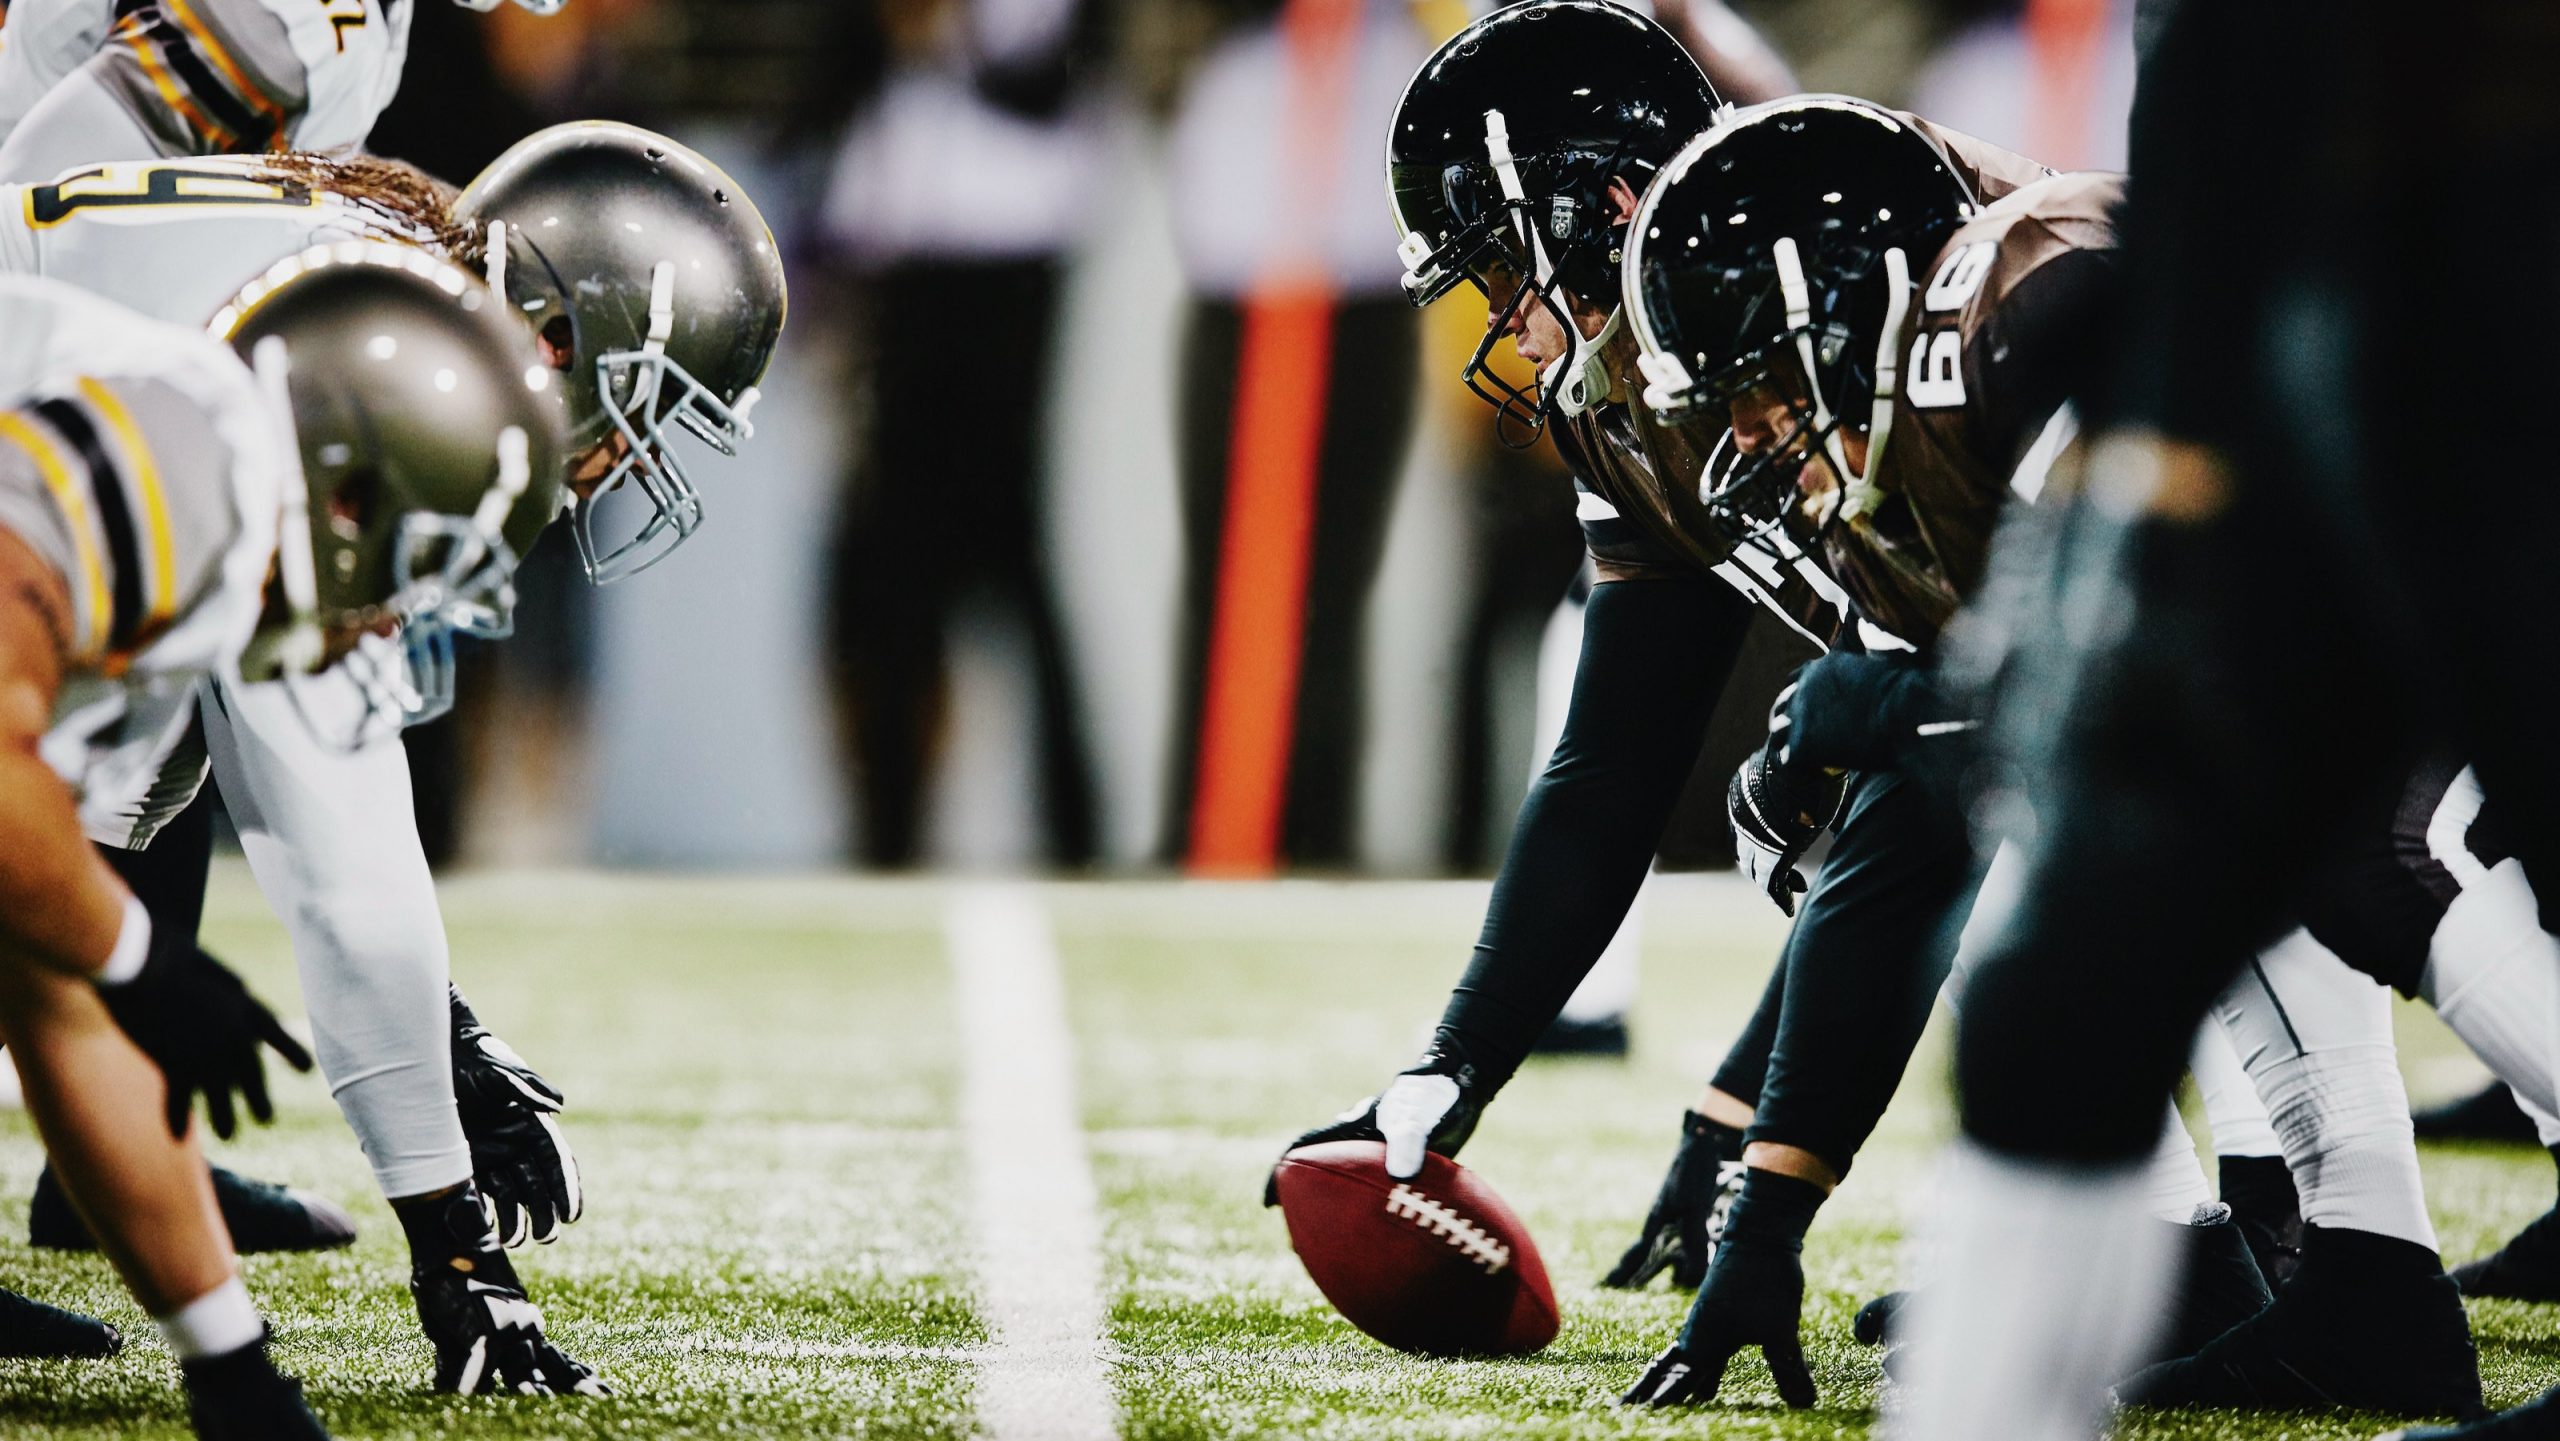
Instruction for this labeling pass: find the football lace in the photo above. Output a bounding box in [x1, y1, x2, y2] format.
[1384, 1185, 1513, 1275]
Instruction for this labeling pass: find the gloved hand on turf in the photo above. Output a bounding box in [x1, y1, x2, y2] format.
[1621, 1170, 1825, 1409]
[407, 1187, 608, 1397]
[1729, 676, 1849, 917]
[451, 986, 582, 1247]
[1603, 1111, 1746, 1290]
[97, 937, 313, 1140]
[1264, 1029, 1493, 1205]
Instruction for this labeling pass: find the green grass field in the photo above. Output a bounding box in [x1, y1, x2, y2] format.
[0, 867, 2552, 1439]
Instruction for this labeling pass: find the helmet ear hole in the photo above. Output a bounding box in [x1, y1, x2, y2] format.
[539, 315, 576, 371]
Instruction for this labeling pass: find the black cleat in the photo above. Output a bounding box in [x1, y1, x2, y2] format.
[2451, 1147, 2560, 1301]
[2413, 1083, 2541, 1145]
[2382, 1384, 2560, 1440]
[1857, 1205, 2270, 1362]
[2220, 1154, 2305, 1289]
[0, 1286, 121, 1359]
[1531, 1014, 1630, 1058]
[180, 1340, 331, 1440]
[32, 1165, 356, 1255]
[2114, 1226, 2482, 1418]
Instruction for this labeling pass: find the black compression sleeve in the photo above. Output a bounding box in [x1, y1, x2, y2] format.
[1438, 577, 1754, 1086]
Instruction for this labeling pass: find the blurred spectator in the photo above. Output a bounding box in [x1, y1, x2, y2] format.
[1158, 0, 1428, 873]
[1907, 0, 2135, 170]
[811, 0, 1108, 868]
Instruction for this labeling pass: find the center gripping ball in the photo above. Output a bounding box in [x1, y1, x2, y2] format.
[1272, 1140, 1559, 1356]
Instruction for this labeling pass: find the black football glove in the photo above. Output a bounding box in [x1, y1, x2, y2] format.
[450, 987, 581, 1248]
[1603, 1111, 1746, 1290]
[97, 941, 313, 1140]
[1621, 1171, 1826, 1410]
[408, 1187, 607, 1397]
[1263, 1029, 1493, 1206]
[1782, 650, 1973, 775]
[1729, 679, 1849, 917]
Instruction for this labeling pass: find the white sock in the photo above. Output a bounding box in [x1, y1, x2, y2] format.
[2219, 932, 2436, 1250]
[155, 1277, 264, 1361]
[2422, 858, 2560, 1124]
[1888, 1143, 2175, 1441]
[1558, 872, 1644, 1023]
[2190, 1017, 2280, 1158]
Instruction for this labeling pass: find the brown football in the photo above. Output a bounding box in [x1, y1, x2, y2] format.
[1272, 1140, 1559, 1356]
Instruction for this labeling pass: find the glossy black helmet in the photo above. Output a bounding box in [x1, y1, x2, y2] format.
[1624, 96, 1975, 553]
[1387, 0, 1720, 439]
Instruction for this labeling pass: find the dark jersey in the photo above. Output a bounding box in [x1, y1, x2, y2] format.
[1557, 116, 2056, 651]
[1825, 169, 2123, 645]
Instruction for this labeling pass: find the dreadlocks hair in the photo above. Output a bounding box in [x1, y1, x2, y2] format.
[244, 152, 479, 260]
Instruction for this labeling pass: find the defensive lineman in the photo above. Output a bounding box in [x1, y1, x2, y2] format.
[0, 243, 560, 1437]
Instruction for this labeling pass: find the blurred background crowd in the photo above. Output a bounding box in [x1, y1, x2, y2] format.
[393, 0, 2139, 874]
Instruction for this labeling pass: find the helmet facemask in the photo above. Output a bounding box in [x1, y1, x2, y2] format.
[1639, 236, 1916, 567]
[573, 260, 759, 583]
[1393, 111, 1635, 448]
[490, 221, 759, 585]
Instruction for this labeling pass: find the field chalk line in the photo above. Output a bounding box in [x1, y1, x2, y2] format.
[948, 883, 1119, 1441]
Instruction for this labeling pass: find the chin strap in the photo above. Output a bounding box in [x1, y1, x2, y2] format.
[1552, 305, 1621, 417]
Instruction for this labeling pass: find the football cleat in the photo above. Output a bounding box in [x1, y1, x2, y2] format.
[32, 1165, 355, 1254]
[179, 1339, 331, 1440]
[408, 1189, 607, 1397]
[1859, 1204, 2271, 1362]
[2451, 1148, 2560, 1301]
[2114, 1226, 2481, 1418]
[2219, 1154, 2305, 1290]
[0, 1286, 120, 1359]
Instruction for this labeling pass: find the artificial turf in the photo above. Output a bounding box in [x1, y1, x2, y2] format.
[0, 869, 2549, 1439]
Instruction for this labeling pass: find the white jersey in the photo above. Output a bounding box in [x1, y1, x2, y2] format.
[0, 275, 286, 843]
[0, 156, 422, 323]
[0, 0, 408, 160]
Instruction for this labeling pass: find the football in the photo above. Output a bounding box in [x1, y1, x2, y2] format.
[1272, 1140, 1560, 1357]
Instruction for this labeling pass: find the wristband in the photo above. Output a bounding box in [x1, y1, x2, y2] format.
[94, 893, 152, 986]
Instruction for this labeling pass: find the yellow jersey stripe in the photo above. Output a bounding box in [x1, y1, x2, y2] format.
[0, 413, 111, 660]
[73, 379, 177, 633]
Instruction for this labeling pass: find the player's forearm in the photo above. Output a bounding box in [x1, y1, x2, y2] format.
[0, 962, 234, 1311]
[0, 739, 131, 978]
[1438, 578, 1753, 1080]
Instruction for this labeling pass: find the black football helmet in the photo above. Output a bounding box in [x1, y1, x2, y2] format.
[1387, 0, 1721, 443]
[1623, 96, 1976, 559]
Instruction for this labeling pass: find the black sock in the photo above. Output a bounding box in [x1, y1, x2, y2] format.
[393, 1185, 506, 1278]
[179, 1332, 278, 1387]
[2299, 1223, 2443, 1280]
[1688, 1110, 1745, 1167]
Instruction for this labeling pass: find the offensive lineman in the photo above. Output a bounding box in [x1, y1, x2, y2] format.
[1611, 98, 2479, 1418]
[0, 122, 787, 1393]
[0, 245, 561, 1437]
[0, 0, 561, 184]
[1885, 4, 2560, 1439]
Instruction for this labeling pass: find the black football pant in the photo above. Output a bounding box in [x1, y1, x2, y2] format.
[1701, 768, 1980, 1176]
[1953, 0, 2560, 1169]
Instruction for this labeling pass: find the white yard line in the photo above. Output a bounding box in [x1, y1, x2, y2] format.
[948, 883, 1119, 1441]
